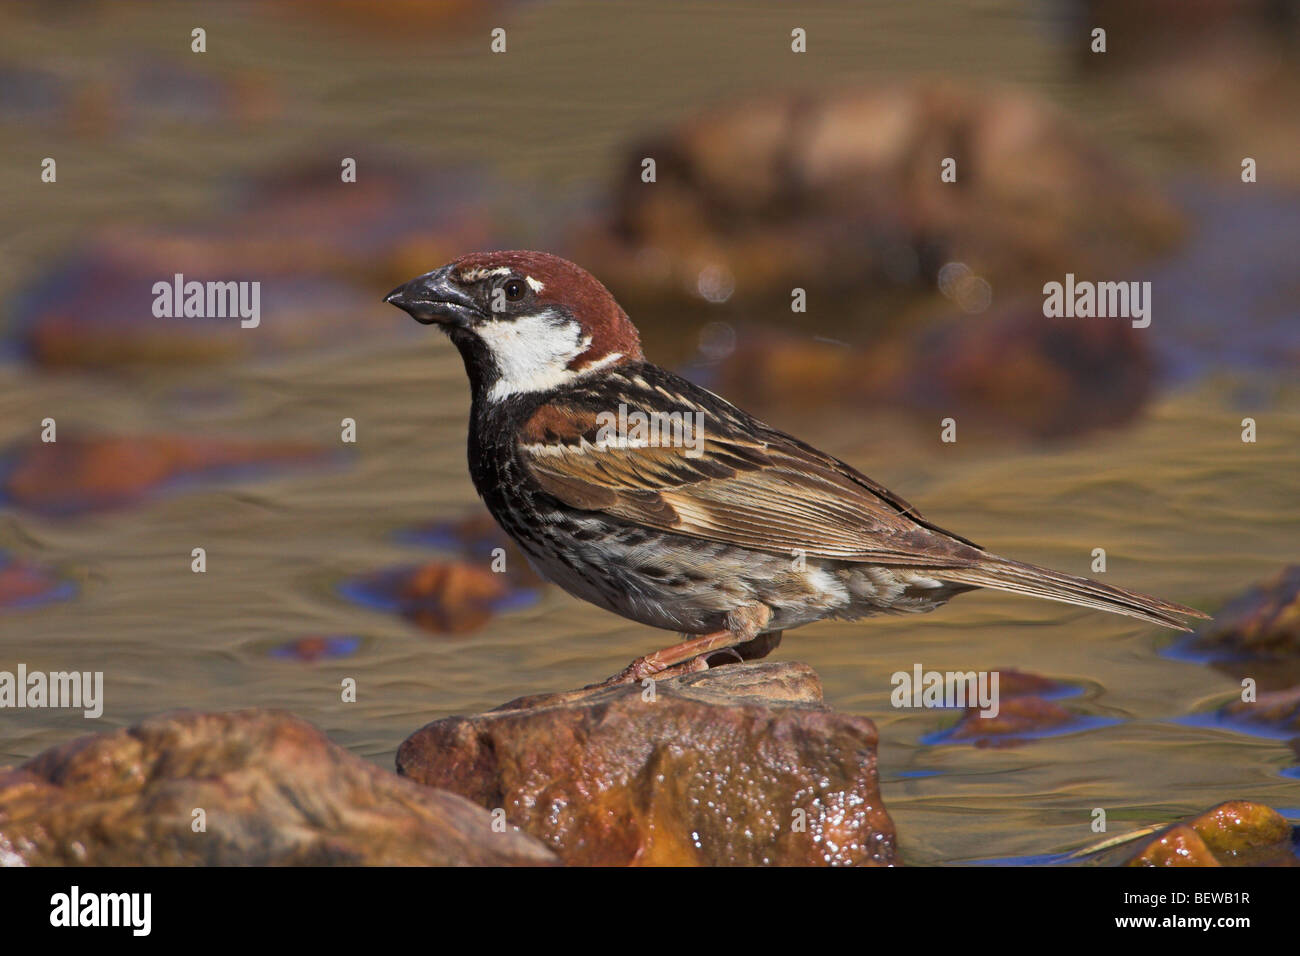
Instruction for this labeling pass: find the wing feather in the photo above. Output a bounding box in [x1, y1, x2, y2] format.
[518, 372, 983, 568]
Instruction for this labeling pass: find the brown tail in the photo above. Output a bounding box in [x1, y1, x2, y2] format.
[938, 557, 1209, 631]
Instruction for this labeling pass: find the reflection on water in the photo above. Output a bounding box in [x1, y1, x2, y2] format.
[0, 0, 1298, 864]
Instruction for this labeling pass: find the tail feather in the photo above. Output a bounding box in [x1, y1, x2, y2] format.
[938, 557, 1209, 631]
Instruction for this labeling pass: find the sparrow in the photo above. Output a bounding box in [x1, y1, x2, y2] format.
[385, 251, 1207, 684]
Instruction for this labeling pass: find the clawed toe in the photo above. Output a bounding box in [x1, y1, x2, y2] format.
[593, 652, 712, 688]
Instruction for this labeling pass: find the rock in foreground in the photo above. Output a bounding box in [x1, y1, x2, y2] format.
[1115, 801, 1296, 867]
[397, 661, 896, 866]
[0, 709, 555, 866]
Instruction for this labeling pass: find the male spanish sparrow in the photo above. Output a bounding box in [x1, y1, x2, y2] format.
[385, 251, 1206, 684]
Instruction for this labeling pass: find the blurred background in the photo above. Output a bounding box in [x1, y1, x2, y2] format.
[0, 0, 1297, 864]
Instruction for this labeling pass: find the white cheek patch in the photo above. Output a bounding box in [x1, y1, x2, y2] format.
[479, 310, 599, 400]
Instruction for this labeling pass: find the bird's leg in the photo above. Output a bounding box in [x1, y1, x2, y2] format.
[596, 605, 772, 686]
[701, 629, 783, 668]
[728, 629, 783, 661]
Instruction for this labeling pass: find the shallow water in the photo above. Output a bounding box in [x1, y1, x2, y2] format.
[1, 0, 1298, 864]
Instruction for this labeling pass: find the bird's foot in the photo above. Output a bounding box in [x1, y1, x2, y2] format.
[594, 653, 711, 687]
[592, 609, 776, 688]
[592, 629, 744, 687]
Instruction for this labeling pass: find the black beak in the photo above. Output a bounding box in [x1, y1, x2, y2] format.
[384, 266, 481, 327]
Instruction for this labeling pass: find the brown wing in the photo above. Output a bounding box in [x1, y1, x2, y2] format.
[518, 373, 984, 569]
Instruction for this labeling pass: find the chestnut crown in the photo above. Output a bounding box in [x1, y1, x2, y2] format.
[385, 250, 643, 400]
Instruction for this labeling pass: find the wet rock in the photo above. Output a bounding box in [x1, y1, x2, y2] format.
[397, 661, 897, 866]
[12, 160, 533, 369]
[706, 301, 1153, 440]
[1123, 801, 1295, 867]
[1126, 824, 1222, 867]
[943, 697, 1078, 749]
[1071, 0, 1300, 183]
[0, 433, 335, 516]
[340, 558, 539, 635]
[14, 248, 383, 369]
[925, 669, 1103, 748]
[0, 709, 557, 866]
[573, 81, 1183, 319]
[0, 552, 76, 610]
[397, 510, 545, 588]
[1185, 566, 1300, 690]
[1187, 800, 1293, 859]
[903, 303, 1153, 439]
[1219, 684, 1300, 748]
[1074, 0, 1295, 66]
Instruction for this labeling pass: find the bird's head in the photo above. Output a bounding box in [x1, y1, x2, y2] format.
[385, 251, 643, 401]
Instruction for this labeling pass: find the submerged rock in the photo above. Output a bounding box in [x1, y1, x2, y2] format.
[706, 302, 1153, 440]
[0, 552, 76, 610]
[340, 558, 540, 635]
[924, 669, 1107, 748]
[268, 634, 363, 662]
[1218, 684, 1300, 767]
[0, 433, 335, 516]
[397, 661, 897, 866]
[397, 510, 545, 589]
[12, 244, 384, 370]
[0, 709, 556, 866]
[11, 160, 531, 369]
[942, 697, 1079, 748]
[1184, 565, 1300, 690]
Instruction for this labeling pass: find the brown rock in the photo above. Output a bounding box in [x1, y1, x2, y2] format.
[1188, 800, 1292, 859]
[0, 553, 76, 610]
[904, 303, 1153, 440]
[1189, 565, 1300, 689]
[1220, 684, 1300, 738]
[934, 669, 1087, 748]
[399, 510, 546, 589]
[0, 709, 556, 866]
[945, 696, 1078, 749]
[1123, 801, 1294, 867]
[340, 557, 540, 635]
[1126, 824, 1222, 867]
[17, 251, 379, 369]
[1197, 565, 1300, 654]
[2, 433, 333, 516]
[574, 81, 1183, 318]
[15, 159, 527, 369]
[397, 661, 897, 866]
[710, 302, 1152, 441]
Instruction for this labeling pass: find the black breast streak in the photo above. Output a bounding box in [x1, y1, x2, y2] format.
[468, 391, 618, 600]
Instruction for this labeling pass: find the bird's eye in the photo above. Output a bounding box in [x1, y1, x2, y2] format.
[503, 279, 526, 302]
